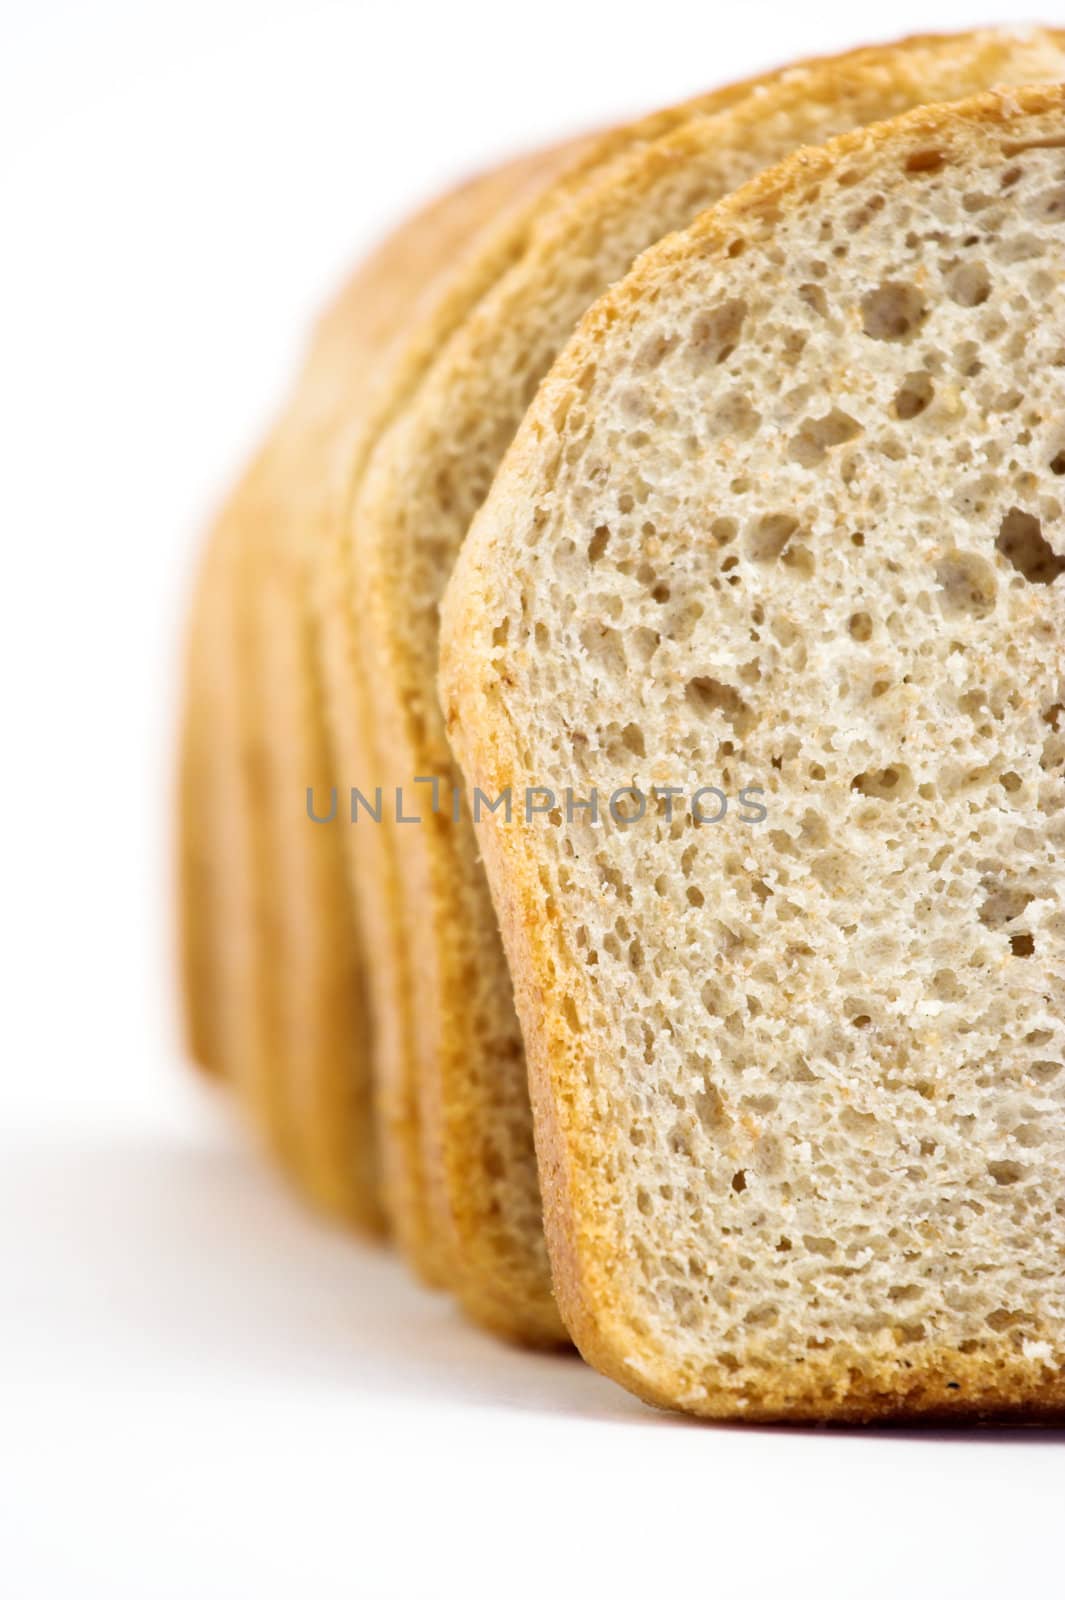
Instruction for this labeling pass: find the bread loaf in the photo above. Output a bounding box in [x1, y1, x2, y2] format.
[352, 29, 1065, 1341]
[177, 164, 558, 1228]
[441, 86, 1065, 1418]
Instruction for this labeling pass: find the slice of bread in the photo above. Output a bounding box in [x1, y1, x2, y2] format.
[442, 85, 1065, 1419]
[312, 147, 588, 1277]
[339, 60, 815, 1333]
[176, 164, 551, 1227]
[353, 29, 1065, 1343]
[253, 163, 577, 1232]
[176, 449, 269, 1079]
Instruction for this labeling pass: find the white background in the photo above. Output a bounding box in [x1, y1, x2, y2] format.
[2, 1, 1062, 1595]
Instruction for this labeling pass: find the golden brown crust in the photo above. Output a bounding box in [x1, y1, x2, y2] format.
[441, 84, 1065, 1418]
[176, 473, 243, 1076]
[201, 439, 294, 1163]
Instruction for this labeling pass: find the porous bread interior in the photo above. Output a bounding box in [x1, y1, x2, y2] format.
[358, 30, 1065, 1344]
[441, 90, 1065, 1418]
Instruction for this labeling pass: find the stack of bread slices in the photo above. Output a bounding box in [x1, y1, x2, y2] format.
[178, 27, 1065, 1421]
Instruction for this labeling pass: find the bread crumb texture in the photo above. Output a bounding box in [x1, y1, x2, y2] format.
[443, 89, 1065, 1419]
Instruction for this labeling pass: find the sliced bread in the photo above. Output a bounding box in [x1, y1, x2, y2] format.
[441, 86, 1065, 1418]
[306, 147, 585, 1267]
[253, 161, 575, 1229]
[336, 61, 812, 1330]
[176, 447, 271, 1079]
[353, 29, 1065, 1342]
[176, 162, 551, 1225]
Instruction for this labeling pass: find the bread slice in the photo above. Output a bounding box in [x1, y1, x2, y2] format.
[352, 29, 1065, 1343]
[251, 161, 575, 1232]
[337, 61, 820, 1331]
[309, 147, 594, 1277]
[176, 449, 269, 1078]
[184, 61, 778, 1287]
[442, 85, 1065, 1419]
[176, 162, 554, 1226]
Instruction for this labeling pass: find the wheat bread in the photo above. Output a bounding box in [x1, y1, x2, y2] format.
[308, 147, 595, 1273]
[319, 33, 984, 1324]
[354, 29, 1065, 1343]
[334, 62, 830, 1330]
[176, 163, 549, 1225]
[176, 451, 270, 1079]
[441, 86, 1065, 1419]
[250, 162, 577, 1231]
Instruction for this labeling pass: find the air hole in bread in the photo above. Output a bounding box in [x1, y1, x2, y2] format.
[936, 550, 998, 617]
[932, 968, 963, 1001]
[851, 764, 911, 800]
[861, 280, 927, 340]
[588, 524, 610, 563]
[745, 512, 799, 561]
[999, 232, 1048, 264]
[711, 390, 761, 438]
[745, 1303, 778, 1328]
[996, 507, 1065, 583]
[798, 281, 827, 316]
[978, 884, 1033, 928]
[988, 1160, 1025, 1185]
[637, 331, 678, 370]
[905, 147, 946, 175]
[847, 192, 887, 231]
[893, 370, 935, 418]
[789, 408, 862, 466]
[620, 722, 645, 758]
[688, 298, 748, 364]
[783, 544, 815, 578]
[947, 260, 992, 306]
[685, 676, 751, 733]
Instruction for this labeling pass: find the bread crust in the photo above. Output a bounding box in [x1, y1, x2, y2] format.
[441, 85, 1065, 1418]
[176, 462, 253, 1077]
